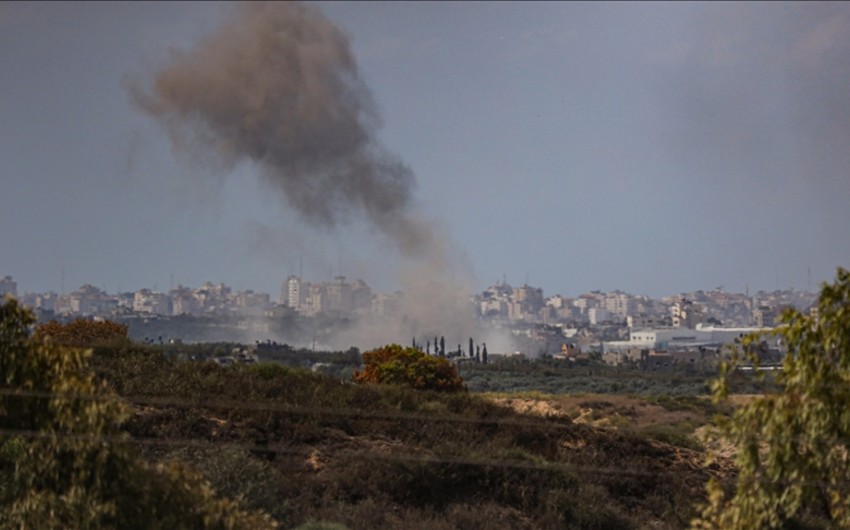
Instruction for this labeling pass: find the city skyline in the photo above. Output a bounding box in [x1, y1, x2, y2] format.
[2, 2, 849, 299]
[0, 270, 819, 307]
[1, 271, 816, 352]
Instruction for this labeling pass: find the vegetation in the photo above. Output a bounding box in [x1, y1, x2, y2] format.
[0, 299, 274, 529]
[353, 344, 465, 392]
[10, 298, 797, 528]
[693, 268, 850, 529]
[460, 355, 777, 397]
[464, 358, 710, 396]
[72, 337, 719, 528]
[34, 318, 129, 347]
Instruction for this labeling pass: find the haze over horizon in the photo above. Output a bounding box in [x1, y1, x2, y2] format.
[2, 2, 849, 299]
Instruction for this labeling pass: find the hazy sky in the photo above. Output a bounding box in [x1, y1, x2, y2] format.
[2, 1, 849, 298]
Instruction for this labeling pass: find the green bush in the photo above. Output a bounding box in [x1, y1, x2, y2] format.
[353, 344, 465, 392]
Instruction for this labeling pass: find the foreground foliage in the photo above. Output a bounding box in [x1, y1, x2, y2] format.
[693, 267, 850, 529]
[353, 344, 465, 392]
[0, 299, 273, 529]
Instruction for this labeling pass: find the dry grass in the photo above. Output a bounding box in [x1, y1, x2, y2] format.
[90, 348, 732, 529]
[491, 394, 714, 430]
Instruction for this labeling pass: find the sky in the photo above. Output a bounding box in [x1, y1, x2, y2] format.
[2, 1, 849, 299]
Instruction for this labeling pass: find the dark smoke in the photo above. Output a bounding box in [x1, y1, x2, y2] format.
[130, 1, 479, 348]
[129, 1, 430, 256]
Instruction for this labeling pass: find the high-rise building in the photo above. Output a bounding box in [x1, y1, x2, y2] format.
[304, 284, 326, 316]
[285, 275, 304, 309]
[351, 279, 373, 313]
[603, 291, 637, 320]
[513, 284, 544, 319]
[325, 276, 353, 314]
[671, 298, 704, 328]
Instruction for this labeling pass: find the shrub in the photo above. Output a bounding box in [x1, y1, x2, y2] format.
[0, 298, 274, 529]
[353, 344, 465, 392]
[34, 318, 129, 347]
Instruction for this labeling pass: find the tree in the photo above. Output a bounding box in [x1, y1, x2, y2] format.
[353, 344, 465, 392]
[692, 267, 850, 528]
[0, 298, 274, 529]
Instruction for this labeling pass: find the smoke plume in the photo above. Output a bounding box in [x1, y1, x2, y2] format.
[130, 1, 431, 256]
[131, 1, 478, 349]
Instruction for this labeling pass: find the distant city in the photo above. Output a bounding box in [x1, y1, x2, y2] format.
[0, 274, 816, 327]
[0, 273, 817, 360]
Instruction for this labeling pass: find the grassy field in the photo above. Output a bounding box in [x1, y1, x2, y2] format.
[84, 344, 734, 529]
[460, 356, 772, 397]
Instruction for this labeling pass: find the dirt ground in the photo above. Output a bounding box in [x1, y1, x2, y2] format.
[489, 393, 744, 470]
[490, 394, 709, 430]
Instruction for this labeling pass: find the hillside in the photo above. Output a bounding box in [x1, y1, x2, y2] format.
[89, 346, 729, 529]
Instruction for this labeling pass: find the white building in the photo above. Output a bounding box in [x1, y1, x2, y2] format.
[587, 307, 610, 325]
[68, 284, 116, 315]
[606, 324, 771, 352]
[573, 294, 602, 320]
[695, 324, 774, 346]
[480, 298, 508, 318]
[285, 275, 305, 309]
[603, 291, 636, 320]
[133, 289, 170, 314]
[171, 293, 199, 315]
[672, 298, 704, 328]
[304, 284, 326, 316]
